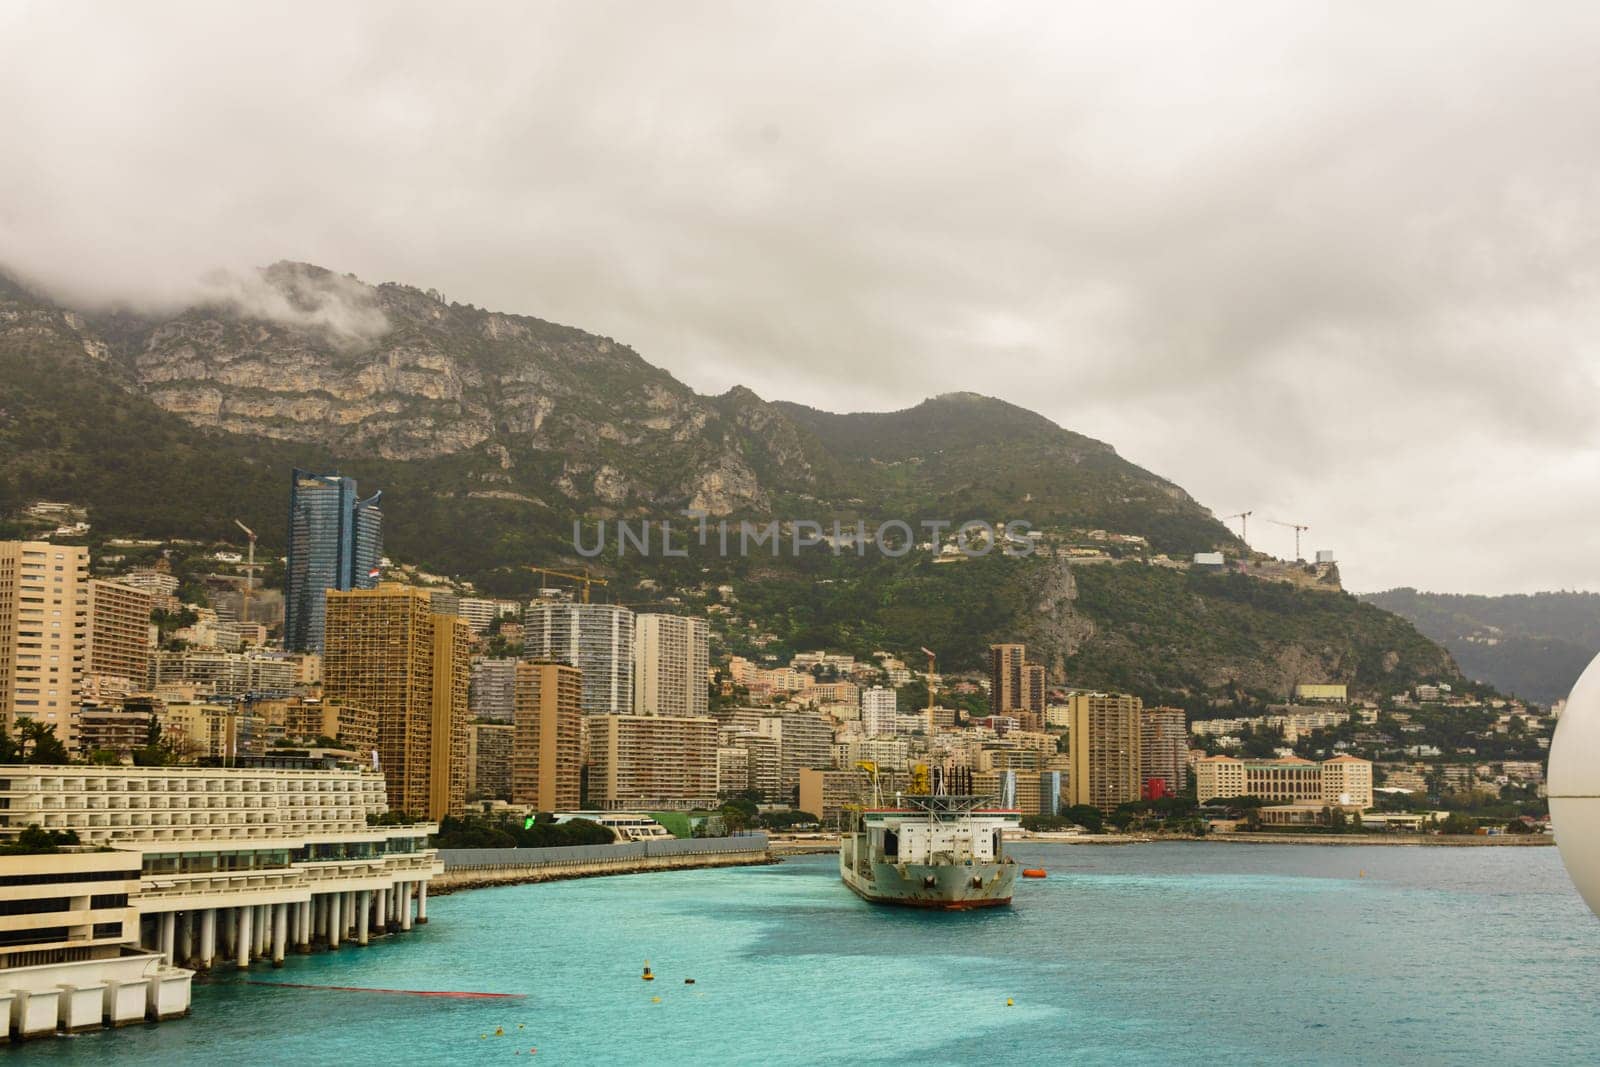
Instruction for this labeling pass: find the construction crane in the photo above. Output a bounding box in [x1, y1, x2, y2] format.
[524, 566, 609, 604]
[233, 519, 258, 633]
[1267, 518, 1310, 561]
[1224, 511, 1253, 543]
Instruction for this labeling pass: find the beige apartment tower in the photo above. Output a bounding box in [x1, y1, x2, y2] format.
[512, 660, 583, 811]
[1140, 706, 1189, 794]
[988, 643, 1026, 714]
[469, 722, 515, 801]
[0, 541, 89, 744]
[1068, 692, 1144, 812]
[586, 713, 718, 810]
[633, 614, 710, 717]
[323, 584, 471, 820]
[86, 577, 154, 692]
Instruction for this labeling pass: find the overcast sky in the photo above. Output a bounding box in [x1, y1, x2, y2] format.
[3, 2, 1597, 595]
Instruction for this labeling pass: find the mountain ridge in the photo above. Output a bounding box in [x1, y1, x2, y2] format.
[0, 261, 1462, 695]
[1361, 587, 1599, 704]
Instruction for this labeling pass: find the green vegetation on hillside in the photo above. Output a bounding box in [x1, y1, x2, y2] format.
[1362, 588, 1600, 704]
[0, 269, 1468, 704]
[1066, 566, 1460, 706]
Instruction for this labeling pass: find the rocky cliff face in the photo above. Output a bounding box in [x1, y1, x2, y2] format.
[79, 262, 830, 515]
[4, 260, 1238, 549]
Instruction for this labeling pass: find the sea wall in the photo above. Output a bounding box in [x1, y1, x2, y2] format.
[1206, 832, 1553, 847]
[431, 835, 772, 894]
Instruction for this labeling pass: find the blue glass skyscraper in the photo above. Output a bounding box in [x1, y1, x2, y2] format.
[284, 468, 384, 652]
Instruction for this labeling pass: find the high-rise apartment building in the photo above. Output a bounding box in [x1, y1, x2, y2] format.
[586, 713, 717, 810]
[1023, 663, 1046, 717]
[1140, 705, 1189, 795]
[751, 712, 834, 793]
[989, 643, 1026, 714]
[284, 469, 383, 653]
[721, 729, 782, 799]
[523, 603, 634, 715]
[1068, 692, 1144, 813]
[268, 697, 379, 753]
[0, 541, 89, 744]
[323, 584, 470, 819]
[468, 723, 514, 800]
[512, 660, 583, 811]
[861, 686, 899, 736]
[456, 598, 500, 634]
[152, 648, 296, 696]
[86, 578, 154, 692]
[633, 614, 709, 717]
[469, 656, 518, 723]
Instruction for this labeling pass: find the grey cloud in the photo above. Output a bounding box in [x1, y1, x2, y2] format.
[0, 0, 1597, 593]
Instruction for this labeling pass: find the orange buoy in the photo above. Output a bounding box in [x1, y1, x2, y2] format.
[1022, 868, 1048, 879]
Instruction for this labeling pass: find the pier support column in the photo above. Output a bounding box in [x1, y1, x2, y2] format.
[416, 881, 427, 924]
[298, 900, 312, 952]
[177, 912, 193, 965]
[199, 909, 217, 969]
[221, 907, 236, 959]
[159, 912, 176, 966]
[272, 903, 287, 966]
[328, 892, 342, 949]
[374, 888, 387, 934]
[400, 882, 413, 932]
[357, 890, 370, 946]
[236, 906, 253, 970]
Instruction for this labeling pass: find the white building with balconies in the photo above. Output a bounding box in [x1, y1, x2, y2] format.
[0, 761, 441, 1039]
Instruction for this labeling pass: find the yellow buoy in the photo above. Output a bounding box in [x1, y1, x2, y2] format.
[642, 959, 655, 981]
[495, 1027, 505, 1037]
[1006, 998, 1014, 1007]
[651, 995, 662, 1004]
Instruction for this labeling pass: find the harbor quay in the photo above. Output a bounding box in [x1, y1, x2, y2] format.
[430, 834, 772, 894]
[0, 761, 439, 1040]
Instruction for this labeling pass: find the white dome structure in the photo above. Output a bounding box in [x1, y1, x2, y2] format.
[1550, 651, 1600, 918]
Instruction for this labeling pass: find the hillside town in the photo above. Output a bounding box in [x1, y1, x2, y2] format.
[2, 472, 1553, 851]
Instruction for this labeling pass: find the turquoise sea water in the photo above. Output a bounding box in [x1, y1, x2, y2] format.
[21, 843, 1600, 1065]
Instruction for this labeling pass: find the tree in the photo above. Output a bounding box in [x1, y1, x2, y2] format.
[131, 715, 176, 767]
[11, 718, 68, 764]
[1062, 804, 1104, 833]
[6, 824, 79, 854]
[1439, 812, 1476, 835]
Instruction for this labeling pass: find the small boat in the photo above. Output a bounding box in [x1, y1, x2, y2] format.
[1022, 868, 1047, 879]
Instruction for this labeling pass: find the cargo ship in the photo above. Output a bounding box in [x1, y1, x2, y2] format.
[839, 769, 1020, 909]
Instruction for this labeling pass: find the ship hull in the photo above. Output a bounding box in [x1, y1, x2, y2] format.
[839, 835, 1016, 909]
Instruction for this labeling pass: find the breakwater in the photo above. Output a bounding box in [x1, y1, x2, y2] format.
[431, 834, 772, 894]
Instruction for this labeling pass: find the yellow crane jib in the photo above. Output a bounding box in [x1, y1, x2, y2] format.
[525, 565, 609, 604]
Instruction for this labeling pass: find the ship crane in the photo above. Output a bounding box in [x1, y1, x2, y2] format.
[1267, 518, 1310, 561]
[1224, 511, 1253, 543]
